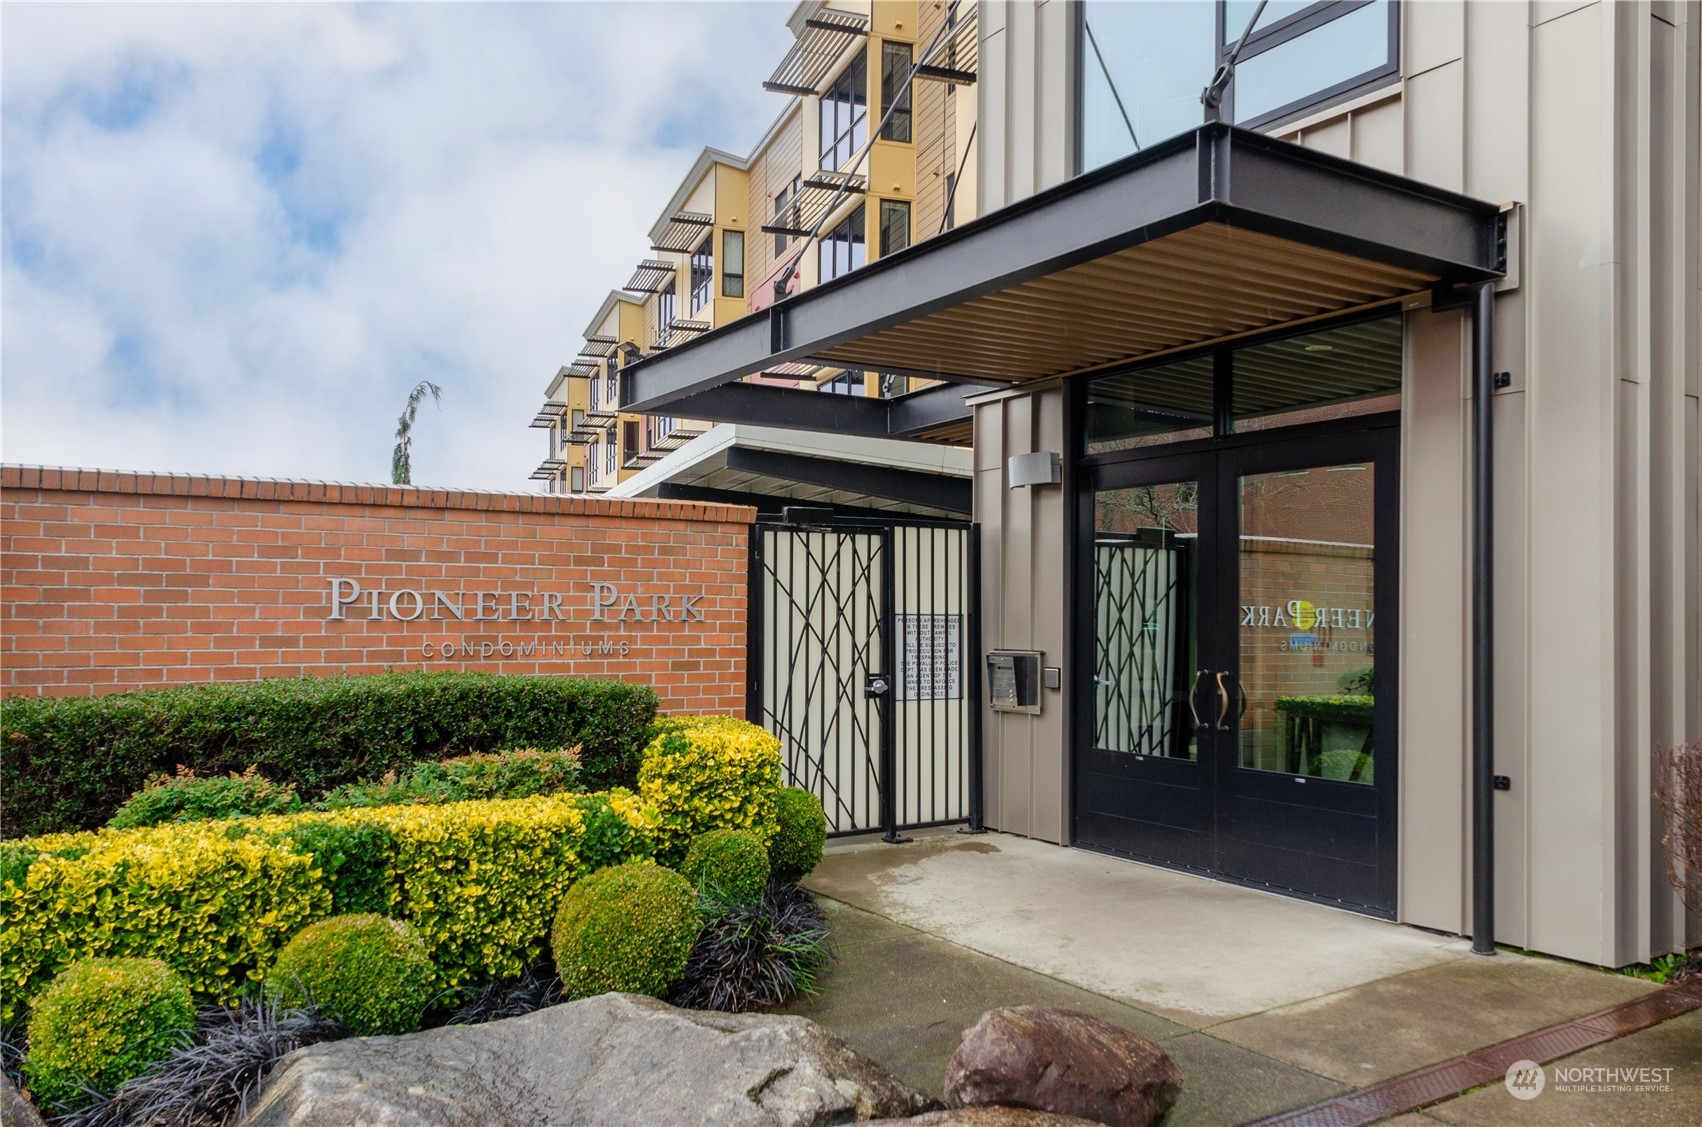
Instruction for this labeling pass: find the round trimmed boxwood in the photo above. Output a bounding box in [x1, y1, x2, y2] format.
[552, 861, 701, 999]
[267, 914, 435, 1036]
[769, 787, 828, 884]
[24, 957, 195, 1109]
[681, 829, 770, 902]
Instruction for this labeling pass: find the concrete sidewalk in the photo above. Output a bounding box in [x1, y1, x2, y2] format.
[779, 829, 1695, 1126]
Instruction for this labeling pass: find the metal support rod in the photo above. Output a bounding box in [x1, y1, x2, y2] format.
[1471, 281, 1496, 956]
[966, 524, 986, 833]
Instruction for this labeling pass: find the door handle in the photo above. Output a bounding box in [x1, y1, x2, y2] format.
[1188, 670, 1206, 730]
[1215, 672, 1232, 731]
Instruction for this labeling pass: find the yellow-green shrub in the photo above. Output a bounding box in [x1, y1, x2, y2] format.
[0, 792, 654, 1023]
[769, 787, 829, 884]
[552, 862, 701, 999]
[268, 914, 435, 1036]
[0, 825, 327, 1025]
[1, 713, 771, 1024]
[681, 829, 770, 902]
[24, 957, 195, 1109]
[637, 717, 782, 862]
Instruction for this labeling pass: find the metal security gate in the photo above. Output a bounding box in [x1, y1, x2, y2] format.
[749, 515, 981, 839]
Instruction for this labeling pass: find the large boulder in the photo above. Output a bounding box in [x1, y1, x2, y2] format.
[943, 1007, 1182, 1127]
[1, 1073, 47, 1127]
[240, 992, 935, 1127]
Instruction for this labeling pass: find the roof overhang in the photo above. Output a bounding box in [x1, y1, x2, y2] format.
[606, 423, 972, 518]
[622, 124, 1506, 415]
[660, 380, 975, 445]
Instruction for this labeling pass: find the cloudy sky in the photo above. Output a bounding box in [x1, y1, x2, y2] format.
[1, 1, 794, 490]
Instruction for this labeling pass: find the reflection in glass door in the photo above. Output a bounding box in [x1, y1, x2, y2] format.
[1235, 463, 1377, 783]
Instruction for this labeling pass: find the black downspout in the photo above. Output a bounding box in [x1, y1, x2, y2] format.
[1471, 282, 1496, 956]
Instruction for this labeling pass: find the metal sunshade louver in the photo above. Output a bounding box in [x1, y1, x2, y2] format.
[764, 10, 870, 95]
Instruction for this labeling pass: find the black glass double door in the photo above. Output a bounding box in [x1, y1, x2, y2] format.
[1074, 424, 1398, 916]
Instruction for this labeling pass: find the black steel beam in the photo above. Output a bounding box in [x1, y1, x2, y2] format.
[656, 380, 974, 441]
[724, 448, 971, 514]
[621, 123, 1504, 415]
[655, 482, 895, 520]
[665, 383, 890, 433]
[887, 383, 978, 437]
[801, 356, 1013, 389]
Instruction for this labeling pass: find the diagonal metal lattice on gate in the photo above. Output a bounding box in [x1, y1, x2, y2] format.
[750, 517, 982, 838]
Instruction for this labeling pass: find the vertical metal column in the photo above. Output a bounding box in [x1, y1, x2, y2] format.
[1471, 282, 1497, 956]
[877, 525, 903, 842]
[966, 524, 986, 833]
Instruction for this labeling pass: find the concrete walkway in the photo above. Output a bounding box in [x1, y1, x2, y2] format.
[780, 829, 1695, 1126]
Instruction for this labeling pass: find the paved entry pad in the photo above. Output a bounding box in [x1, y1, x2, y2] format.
[804, 830, 1471, 1026]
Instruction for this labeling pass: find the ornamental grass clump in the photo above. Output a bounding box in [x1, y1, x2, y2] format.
[58, 998, 345, 1127]
[266, 915, 435, 1036]
[669, 884, 832, 1014]
[552, 862, 701, 1000]
[768, 787, 828, 883]
[681, 829, 771, 902]
[107, 766, 301, 829]
[24, 958, 195, 1111]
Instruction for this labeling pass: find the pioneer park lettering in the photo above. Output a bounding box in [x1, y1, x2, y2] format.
[326, 579, 702, 623]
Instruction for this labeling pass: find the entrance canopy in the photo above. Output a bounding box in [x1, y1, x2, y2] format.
[622, 124, 1505, 428]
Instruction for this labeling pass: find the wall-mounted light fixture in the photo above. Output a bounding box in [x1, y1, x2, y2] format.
[1007, 451, 1061, 488]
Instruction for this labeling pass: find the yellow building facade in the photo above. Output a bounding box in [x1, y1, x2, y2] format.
[532, 0, 980, 492]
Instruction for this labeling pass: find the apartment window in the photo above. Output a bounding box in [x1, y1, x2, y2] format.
[606, 435, 617, 475]
[622, 418, 640, 463]
[570, 465, 584, 493]
[774, 176, 800, 256]
[818, 205, 866, 281]
[658, 282, 676, 335]
[571, 408, 585, 433]
[689, 237, 713, 314]
[1079, 0, 1397, 171]
[880, 41, 913, 143]
[821, 373, 858, 395]
[878, 199, 910, 257]
[605, 354, 618, 402]
[820, 50, 868, 172]
[722, 230, 745, 298]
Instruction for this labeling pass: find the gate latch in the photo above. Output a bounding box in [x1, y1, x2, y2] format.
[865, 674, 891, 699]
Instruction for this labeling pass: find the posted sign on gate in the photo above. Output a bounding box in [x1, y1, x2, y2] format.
[896, 613, 962, 701]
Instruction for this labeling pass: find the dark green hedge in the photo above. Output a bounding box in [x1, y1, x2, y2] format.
[0, 673, 659, 837]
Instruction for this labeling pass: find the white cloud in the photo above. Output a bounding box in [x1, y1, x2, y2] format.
[1, 1, 795, 489]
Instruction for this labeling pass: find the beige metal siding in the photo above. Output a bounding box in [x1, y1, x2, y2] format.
[913, 1, 959, 238]
[746, 111, 804, 295]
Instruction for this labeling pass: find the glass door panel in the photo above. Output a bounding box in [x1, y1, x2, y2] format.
[1234, 463, 1377, 783]
[1075, 460, 1214, 871]
[1093, 483, 1199, 761]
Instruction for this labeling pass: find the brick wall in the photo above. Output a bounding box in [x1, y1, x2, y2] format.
[0, 466, 756, 712]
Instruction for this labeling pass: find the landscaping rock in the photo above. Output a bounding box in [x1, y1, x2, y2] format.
[1, 1073, 47, 1127]
[943, 1006, 1182, 1127]
[240, 992, 935, 1127]
[871, 1109, 1101, 1126]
